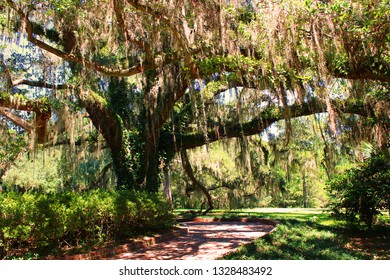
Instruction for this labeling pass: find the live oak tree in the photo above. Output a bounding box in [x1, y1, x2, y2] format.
[1, 0, 389, 201]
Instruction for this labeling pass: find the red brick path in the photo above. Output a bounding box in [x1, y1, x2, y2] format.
[105, 219, 276, 260]
[62, 218, 277, 260]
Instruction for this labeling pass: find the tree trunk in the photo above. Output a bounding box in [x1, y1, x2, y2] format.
[137, 133, 161, 192]
[302, 170, 307, 208]
[163, 166, 173, 208]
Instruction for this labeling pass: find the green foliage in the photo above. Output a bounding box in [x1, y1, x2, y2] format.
[3, 147, 113, 192]
[107, 77, 132, 124]
[0, 129, 26, 168]
[115, 129, 144, 189]
[328, 153, 390, 229]
[198, 55, 263, 76]
[222, 212, 372, 260]
[0, 190, 174, 259]
[3, 151, 60, 192]
[328, 0, 390, 76]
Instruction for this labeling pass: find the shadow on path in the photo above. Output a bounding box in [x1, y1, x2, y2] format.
[106, 221, 274, 260]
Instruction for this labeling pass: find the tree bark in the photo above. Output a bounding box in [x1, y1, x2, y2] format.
[163, 166, 173, 208]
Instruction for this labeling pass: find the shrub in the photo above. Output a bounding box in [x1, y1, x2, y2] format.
[327, 154, 390, 229]
[0, 190, 174, 259]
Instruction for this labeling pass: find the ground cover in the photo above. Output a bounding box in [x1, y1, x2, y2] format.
[212, 208, 390, 260]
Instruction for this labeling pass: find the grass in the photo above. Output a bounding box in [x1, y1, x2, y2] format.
[175, 208, 389, 260]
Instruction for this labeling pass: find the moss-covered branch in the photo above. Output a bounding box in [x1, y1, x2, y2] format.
[0, 92, 51, 143]
[164, 98, 371, 153]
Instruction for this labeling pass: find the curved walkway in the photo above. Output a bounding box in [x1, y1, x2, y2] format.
[105, 218, 276, 260]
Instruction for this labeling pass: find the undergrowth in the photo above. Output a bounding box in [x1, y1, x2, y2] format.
[0, 190, 174, 259]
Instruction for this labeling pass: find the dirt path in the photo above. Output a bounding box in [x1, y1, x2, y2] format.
[104, 220, 275, 260]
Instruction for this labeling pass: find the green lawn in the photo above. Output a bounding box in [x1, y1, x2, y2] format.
[176, 208, 390, 260]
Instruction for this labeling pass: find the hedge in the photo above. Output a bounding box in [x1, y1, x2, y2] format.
[0, 190, 174, 259]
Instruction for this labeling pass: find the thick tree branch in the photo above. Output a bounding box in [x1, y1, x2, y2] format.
[330, 66, 390, 83]
[0, 107, 32, 131]
[165, 98, 371, 153]
[0, 93, 51, 143]
[76, 89, 123, 159]
[12, 79, 70, 90]
[0, 93, 50, 113]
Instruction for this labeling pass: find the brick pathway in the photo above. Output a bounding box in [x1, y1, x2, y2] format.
[104, 219, 275, 260]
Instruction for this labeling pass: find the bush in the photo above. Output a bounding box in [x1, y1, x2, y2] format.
[328, 154, 390, 229]
[0, 190, 174, 259]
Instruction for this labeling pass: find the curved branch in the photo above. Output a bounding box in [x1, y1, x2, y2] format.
[180, 149, 214, 215]
[330, 66, 390, 83]
[1, 51, 70, 90]
[76, 89, 123, 161]
[5, 0, 154, 77]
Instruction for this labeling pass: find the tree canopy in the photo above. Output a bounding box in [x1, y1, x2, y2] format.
[1, 0, 389, 197]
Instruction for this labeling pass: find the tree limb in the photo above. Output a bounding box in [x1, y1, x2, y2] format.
[165, 98, 371, 153]
[1, 51, 70, 90]
[180, 149, 214, 215]
[0, 92, 50, 113]
[76, 89, 123, 162]
[0, 107, 32, 131]
[5, 0, 155, 77]
[12, 79, 70, 90]
[330, 66, 390, 83]
[0, 93, 51, 143]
